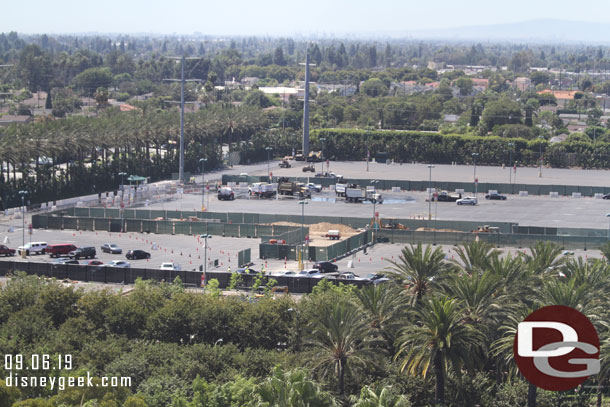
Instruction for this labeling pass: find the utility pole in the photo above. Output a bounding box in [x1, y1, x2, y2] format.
[299, 50, 316, 157]
[164, 56, 203, 183]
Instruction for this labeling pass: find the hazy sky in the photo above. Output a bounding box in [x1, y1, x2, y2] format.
[5, 0, 610, 36]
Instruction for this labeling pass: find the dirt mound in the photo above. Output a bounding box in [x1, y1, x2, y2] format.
[272, 221, 357, 234]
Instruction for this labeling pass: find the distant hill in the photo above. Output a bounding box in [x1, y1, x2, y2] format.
[408, 20, 610, 44]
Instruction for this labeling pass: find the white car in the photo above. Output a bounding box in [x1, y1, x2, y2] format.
[160, 262, 182, 271]
[306, 183, 322, 193]
[338, 272, 362, 280]
[17, 242, 48, 255]
[456, 196, 478, 206]
[108, 260, 131, 268]
[298, 269, 322, 278]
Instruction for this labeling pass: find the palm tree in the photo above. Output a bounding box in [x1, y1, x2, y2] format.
[520, 241, 564, 275]
[395, 296, 485, 406]
[350, 385, 411, 407]
[451, 241, 500, 274]
[386, 243, 450, 306]
[306, 300, 378, 395]
[254, 366, 337, 407]
[354, 284, 408, 353]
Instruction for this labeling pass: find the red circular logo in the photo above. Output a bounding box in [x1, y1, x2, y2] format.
[513, 305, 599, 391]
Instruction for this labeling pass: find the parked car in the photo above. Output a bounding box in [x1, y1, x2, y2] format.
[366, 273, 391, 285]
[298, 269, 322, 278]
[314, 261, 339, 273]
[17, 242, 47, 255]
[108, 260, 131, 268]
[485, 192, 507, 200]
[101, 243, 122, 254]
[236, 267, 259, 274]
[47, 244, 77, 258]
[160, 262, 182, 271]
[126, 249, 151, 260]
[69, 246, 96, 259]
[0, 245, 15, 256]
[456, 196, 478, 206]
[52, 257, 79, 265]
[87, 260, 104, 266]
[603, 193, 610, 200]
[338, 271, 361, 280]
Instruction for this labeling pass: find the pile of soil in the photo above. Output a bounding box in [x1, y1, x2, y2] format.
[272, 221, 357, 234]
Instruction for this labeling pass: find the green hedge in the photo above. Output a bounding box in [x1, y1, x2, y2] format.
[311, 129, 610, 168]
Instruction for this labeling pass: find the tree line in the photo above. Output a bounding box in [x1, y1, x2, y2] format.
[3, 240, 610, 406]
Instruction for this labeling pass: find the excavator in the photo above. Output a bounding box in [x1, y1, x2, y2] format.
[368, 217, 409, 230]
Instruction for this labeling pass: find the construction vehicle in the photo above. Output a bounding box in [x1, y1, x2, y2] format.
[369, 217, 409, 230]
[334, 177, 349, 197]
[306, 151, 323, 162]
[472, 225, 500, 234]
[278, 177, 311, 198]
[366, 186, 383, 203]
[345, 186, 367, 203]
[279, 159, 291, 168]
[325, 230, 341, 240]
[248, 182, 276, 198]
[294, 150, 305, 161]
[302, 164, 315, 172]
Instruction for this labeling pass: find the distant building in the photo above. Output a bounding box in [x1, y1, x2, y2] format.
[316, 83, 357, 96]
[241, 77, 260, 87]
[514, 77, 532, 92]
[537, 90, 579, 108]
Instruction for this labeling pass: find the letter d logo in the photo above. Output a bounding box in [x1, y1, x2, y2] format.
[513, 305, 599, 392]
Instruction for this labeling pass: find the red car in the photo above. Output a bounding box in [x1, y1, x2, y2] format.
[47, 244, 77, 258]
[0, 245, 15, 256]
[87, 260, 104, 266]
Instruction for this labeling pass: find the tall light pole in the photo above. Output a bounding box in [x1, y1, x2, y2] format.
[366, 131, 370, 172]
[606, 214, 610, 239]
[200, 234, 212, 277]
[199, 158, 207, 212]
[538, 136, 544, 178]
[472, 153, 479, 201]
[319, 137, 326, 174]
[265, 146, 273, 180]
[299, 200, 308, 270]
[19, 191, 28, 250]
[427, 165, 434, 220]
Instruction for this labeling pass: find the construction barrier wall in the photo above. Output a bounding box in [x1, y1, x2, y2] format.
[0, 261, 368, 294]
[377, 230, 609, 250]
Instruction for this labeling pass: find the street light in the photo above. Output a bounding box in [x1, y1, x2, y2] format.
[265, 147, 273, 179]
[299, 200, 308, 269]
[199, 158, 207, 211]
[427, 165, 435, 220]
[538, 136, 544, 178]
[606, 214, 610, 239]
[319, 137, 326, 174]
[200, 234, 212, 277]
[18, 190, 28, 250]
[471, 153, 479, 201]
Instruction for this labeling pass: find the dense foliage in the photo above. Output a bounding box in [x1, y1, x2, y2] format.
[3, 241, 610, 406]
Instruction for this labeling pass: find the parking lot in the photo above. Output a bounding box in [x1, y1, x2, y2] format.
[0, 160, 606, 285]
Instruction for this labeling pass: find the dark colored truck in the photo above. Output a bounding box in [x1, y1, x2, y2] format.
[431, 191, 462, 202]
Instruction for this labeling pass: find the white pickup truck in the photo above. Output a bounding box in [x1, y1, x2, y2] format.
[160, 262, 182, 271]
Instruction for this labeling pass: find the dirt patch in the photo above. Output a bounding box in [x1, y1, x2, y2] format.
[272, 221, 357, 235]
[415, 227, 464, 233]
